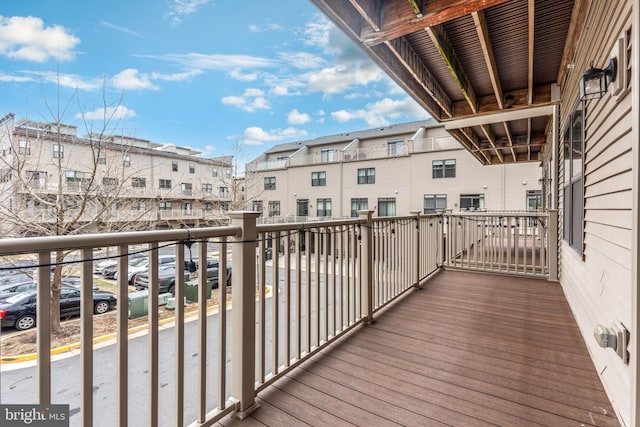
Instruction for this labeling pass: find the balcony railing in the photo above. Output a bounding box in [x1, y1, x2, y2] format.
[0, 210, 556, 425]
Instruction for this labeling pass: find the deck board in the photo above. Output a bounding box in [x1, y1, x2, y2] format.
[227, 270, 620, 426]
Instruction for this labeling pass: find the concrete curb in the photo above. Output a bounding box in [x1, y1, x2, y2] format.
[0, 304, 217, 364]
[0, 287, 269, 364]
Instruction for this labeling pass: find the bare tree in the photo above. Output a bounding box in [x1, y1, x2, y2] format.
[0, 90, 156, 332]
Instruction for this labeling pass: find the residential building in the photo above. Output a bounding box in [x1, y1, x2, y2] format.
[246, 120, 542, 220]
[0, 114, 234, 235]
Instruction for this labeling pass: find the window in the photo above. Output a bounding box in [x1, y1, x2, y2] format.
[202, 183, 212, 193]
[317, 198, 332, 217]
[526, 190, 542, 212]
[311, 171, 326, 186]
[252, 200, 263, 213]
[189, 163, 195, 174]
[387, 139, 404, 156]
[357, 168, 375, 184]
[53, 144, 64, 159]
[219, 186, 229, 197]
[19, 139, 30, 155]
[103, 177, 118, 188]
[203, 202, 213, 211]
[131, 201, 146, 211]
[276, 155, 288, 161]
[225, 168, 232, 179]
[123, 154, 130, 167]
[264, 176, 276, 190]
[182, 202, 192, 213]
[377, 198, 396, 217]
[321, 148, 334, 163]
[460, 194, 485, 210]
[297, 199, 309, 216]
[563, 101, 584, 255]
[433, 159, 456, 178]
[212, 167, 218, 177]
[220, 202, 229, 212]
[268, 201, 281, 216]
[97, 151, 106, 165]
[132, 177, 146, 188]
[351, 198, 368, 217]
[159, 201, 172, 211]
[423, 194, 447, 214]
[172, 161, 178, 172]
[159, 179, 172, 189]
[181, 183, 192, 195]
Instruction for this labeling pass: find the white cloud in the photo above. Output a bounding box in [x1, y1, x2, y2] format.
[287, 109, 311, 125]
[248, 23, 283, 33]
[221, 88, 271, 112]
[77, 105, 137, 121]
[331, 97, 428, 127]
[111, 69, 158, 91]
[0, 74, 33, 83]
[278, 52, 325, 70]
[142, 53, 277, 71]
[166, 0, 212, 26]
[100, 20, 143, 38]
[241, 126, 307, 146]
[229, 69, 257, 81]
[306, 64, 384, 95]
[201, 144, 216, 157]
[0, 16, 80, 62]
[150, 69, 202, 81]
[26, 71, 102, 91]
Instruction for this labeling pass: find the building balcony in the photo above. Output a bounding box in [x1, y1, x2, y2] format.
[0, 210, 619, 426]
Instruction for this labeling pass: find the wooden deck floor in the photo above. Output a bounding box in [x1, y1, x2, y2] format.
[221, 270, 619, 426]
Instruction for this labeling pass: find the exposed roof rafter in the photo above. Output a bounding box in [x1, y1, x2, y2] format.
[479, 124, 503, 163]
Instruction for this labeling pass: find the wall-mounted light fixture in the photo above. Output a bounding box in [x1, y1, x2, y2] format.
[580, 58, 617, 100]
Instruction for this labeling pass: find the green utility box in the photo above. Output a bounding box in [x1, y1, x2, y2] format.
[158, 292, 172, 306]
[184, 279, 212, 303]
[128, 290, 148, 319]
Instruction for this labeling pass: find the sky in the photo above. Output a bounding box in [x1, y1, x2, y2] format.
[0, 0, 430, 167]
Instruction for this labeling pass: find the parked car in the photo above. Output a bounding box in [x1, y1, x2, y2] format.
[0, 278, 98, 297]
[0, 286, 117, 330]
[106, 255, 175, 285]
[93, 252, 146, 275]
[134, 259, 232, 295]
[101, 256, 148, 280]
[0, 260, 36, 277]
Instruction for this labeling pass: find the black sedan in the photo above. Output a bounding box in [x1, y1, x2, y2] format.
[0, 286, 117, 330]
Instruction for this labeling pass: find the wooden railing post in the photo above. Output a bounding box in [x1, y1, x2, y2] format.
[547, 209, 558, 281]
[229, 211, 261, 419]
[358, 210, 374, 324]
[409, 210, 421, 289]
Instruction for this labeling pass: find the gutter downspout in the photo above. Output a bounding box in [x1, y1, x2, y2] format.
[631, 1, 639, 425]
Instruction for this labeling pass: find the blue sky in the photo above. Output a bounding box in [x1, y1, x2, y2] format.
[0, 0, 430, 167]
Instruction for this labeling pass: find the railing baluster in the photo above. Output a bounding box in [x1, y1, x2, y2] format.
[117, 245, 129, 427]
[197, 238, 207, 421]
[81, 248, 93, 427]
[174, 240, 185, 427]
[296, 230, 302, 359]
[218, 237, 227, 409]
[37, 251, 51, 405]
[284, 233, 291, 367]
[148, 243, 159, 427]
[258, 234, 266, 383]
[272, 232, 280, 376]
[323, 228, 329, 343]
[305, 229, 311, 353]
[315, 228, 321, 348]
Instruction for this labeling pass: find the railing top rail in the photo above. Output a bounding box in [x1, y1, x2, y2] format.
[257, 217, 364, 233]
[0, 225, 242, 256]
[448, 211, 549, 218]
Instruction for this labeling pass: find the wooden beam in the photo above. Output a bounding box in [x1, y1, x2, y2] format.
[406, 0, 426, 17]
[472, 10, 503, 109]
[360, 0, 514, 46]
[503, 122, 516, 162]
[460, 128, 492, 164]
[448, 128, 487, 164]
[451, 84, 553, 118]
[479, 124, 504, 163]
[347, 0, 382, 32]
[444, 104, 554, 129]
[528, 0, 535, 104]
[426, 25, 478, 113]
[387, 37, 454, 117]
[557, 0, 591, 88]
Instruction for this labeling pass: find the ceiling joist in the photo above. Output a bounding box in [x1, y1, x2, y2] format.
[479, 124, 503, 163]
[359, 0, 513, 46]
[426, 25, 478, 113]
[451, 85, 553, 119]
[472, 10, 503, 110]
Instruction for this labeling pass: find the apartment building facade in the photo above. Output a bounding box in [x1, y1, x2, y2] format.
[0, 114, 234, 236]
[246, 120, 542, 220]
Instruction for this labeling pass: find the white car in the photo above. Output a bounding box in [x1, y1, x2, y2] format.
[114, 254, 176, 285]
